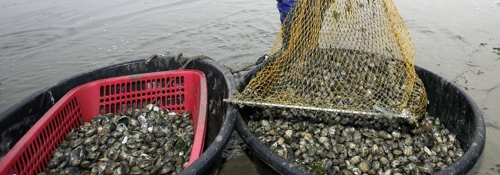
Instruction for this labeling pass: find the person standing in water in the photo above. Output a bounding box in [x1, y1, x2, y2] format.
[277, 0, 295, 24]
[256, 0, 296, 65]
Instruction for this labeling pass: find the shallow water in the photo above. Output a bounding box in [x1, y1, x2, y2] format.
[0, 0, 499, 174]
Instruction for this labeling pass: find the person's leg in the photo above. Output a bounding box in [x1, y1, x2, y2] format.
[277, 0, 295, 55]
[256, 0, 295, 65]
[277, 0, 295, 24]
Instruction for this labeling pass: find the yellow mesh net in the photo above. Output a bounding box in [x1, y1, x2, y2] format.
[227, 0, 428, 124]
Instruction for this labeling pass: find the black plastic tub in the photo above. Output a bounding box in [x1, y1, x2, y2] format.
[236, 66, 486, 175]
[0, 53, 238, 175]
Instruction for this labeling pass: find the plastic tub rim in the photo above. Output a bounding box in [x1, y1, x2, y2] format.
[0, 55, 238, 175]
[235, 65, 486, 175]
[414, 66, 485, 175]
[165, 56, 239, 175]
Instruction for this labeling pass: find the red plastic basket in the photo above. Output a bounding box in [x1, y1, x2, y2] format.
[0, 70, 208, 175]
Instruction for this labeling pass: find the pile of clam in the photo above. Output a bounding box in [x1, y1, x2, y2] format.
[41, 104, 194, 175]
[248, 109, 464, 175]
[268, 48, 428, 120]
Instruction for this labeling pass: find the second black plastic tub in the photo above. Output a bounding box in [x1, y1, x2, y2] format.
[0, 53, 238, 175]
[235, 66, 485, 175]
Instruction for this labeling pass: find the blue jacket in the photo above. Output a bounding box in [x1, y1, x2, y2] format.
[277, 0, 295, 23]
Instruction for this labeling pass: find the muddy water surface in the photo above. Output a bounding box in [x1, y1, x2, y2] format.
[0, 0, 499, 174]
